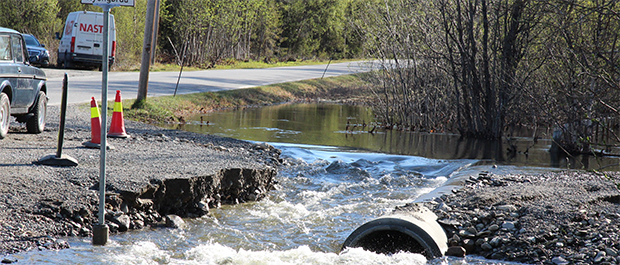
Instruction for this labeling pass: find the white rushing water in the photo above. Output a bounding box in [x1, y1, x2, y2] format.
[13, 143, 528, 265]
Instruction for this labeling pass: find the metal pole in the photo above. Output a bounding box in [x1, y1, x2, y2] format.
[174, 41, 188, 97]
[93, 4, 112, 246]
[321, 58, 332, 79]
[35, 73, 78, 167]
[137, 0, 156, 102]
[100, 5, 110, 227]
[56, 74, 69, 158]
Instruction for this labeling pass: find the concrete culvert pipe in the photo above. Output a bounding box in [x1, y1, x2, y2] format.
[341, 203, 447, 259]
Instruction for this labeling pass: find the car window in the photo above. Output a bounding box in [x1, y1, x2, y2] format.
[0, 35, 11, 61]
[24, 35, 39, 46]
[10, 35, 24, 63]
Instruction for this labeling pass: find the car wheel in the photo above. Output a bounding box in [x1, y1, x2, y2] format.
[26, 91, 47, 134]
[0, 92, 9, 139]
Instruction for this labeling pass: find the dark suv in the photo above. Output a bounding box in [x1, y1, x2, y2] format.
[0, 27, 48, 139]
[23, 34, 50, 67]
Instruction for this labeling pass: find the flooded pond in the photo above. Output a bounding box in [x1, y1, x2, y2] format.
[175, 103, 620, 171]
[15, 103, 620, 264]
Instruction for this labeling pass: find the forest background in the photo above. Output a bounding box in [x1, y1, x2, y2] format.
[0, 0, 619, 154]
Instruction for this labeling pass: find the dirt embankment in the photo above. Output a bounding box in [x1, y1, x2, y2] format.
[0, 104, 281, 255]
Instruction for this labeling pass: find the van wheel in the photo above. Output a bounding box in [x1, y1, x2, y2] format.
[0, 92, 10, 139]
[26, 91, 47, 134]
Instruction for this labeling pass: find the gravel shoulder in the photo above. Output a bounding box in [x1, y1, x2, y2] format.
[0, 103, 280, 255]
[424, 170, 620, 264]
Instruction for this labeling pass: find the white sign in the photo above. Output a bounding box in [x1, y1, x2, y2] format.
[81, 0, 135, 7]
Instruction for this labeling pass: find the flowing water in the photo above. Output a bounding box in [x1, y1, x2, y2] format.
[14, 104, 620, 264]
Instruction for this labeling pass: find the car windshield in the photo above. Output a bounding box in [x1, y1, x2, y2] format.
[23, 35, 40, 46]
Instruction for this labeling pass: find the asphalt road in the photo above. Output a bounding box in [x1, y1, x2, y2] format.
[43, 61, 371, 106]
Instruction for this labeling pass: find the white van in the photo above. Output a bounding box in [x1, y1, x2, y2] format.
[57, 11, 116, 69]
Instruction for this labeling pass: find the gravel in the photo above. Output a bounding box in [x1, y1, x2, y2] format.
[425, 170, 620, 264]
[0, 103, 281, 254]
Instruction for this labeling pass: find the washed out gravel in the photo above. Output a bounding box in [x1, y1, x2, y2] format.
[424, 171, 620, 264]
[0, 104, 280, 254]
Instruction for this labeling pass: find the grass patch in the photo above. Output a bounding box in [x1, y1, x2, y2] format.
[123, 73, 374, 124]
[120, 59, 356, 72]
[211, 59, 357, 70]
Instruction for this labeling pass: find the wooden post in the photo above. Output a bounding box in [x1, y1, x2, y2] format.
[137, 0, 156, 102]
[150, 0, 161, 64]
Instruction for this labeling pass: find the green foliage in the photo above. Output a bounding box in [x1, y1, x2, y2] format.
[0, 0, 60, 36]
[280, 0, 352, 59]
[0, 0, 61, 55]
[0, 0, 364, 68]
[111, 0, 149, 68]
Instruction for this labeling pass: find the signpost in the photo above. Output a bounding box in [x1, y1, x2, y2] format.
[81, 0, 134, 246]
[81, 0, 135, 6]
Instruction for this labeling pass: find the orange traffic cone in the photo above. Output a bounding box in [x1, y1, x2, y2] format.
[108, 90, 130, 138]
[83, 97, 102, 149]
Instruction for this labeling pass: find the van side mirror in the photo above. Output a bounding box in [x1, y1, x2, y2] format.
[41, 44, 46, 48]
[55, 32, 60, 40]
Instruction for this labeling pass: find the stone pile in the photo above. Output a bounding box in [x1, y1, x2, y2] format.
[423, 171, 620, 264]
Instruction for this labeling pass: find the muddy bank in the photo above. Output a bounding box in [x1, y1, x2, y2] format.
[0, 104, 281, 255]
[422, 171, 620, 264]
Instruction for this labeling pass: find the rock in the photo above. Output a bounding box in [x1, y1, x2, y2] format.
[606, 247, 618, 257]
[449, 234, 461, 246]
[571, 253, 586, 260]
[131, 220, 144, 230]
[594, 251, 606, 263]
[111, 214, 131, 232]
[197, 200, 209, 214]
[1, 258, 18, 264]
[79, 227, 91, 236]
[438, 219, 461, 227]
[496, 204, 518, 212]
[576, 230, 588, 237]
[502, 221, 516, 230]
[488, 224, 500, 232]
[489, 237, 502, 247]
[476, 230, 491, 237]
[463, 239, 476, 254]
[165, 214, 185, 229]
[120, 203, 129, 213]
[481, 243, 493, 251]
[445, 246, 466, 257]
[552, 256, 569, 265]
[459, 229, 476, 238]
[438, 203, 452, 212]
[108, 222, 119, 233]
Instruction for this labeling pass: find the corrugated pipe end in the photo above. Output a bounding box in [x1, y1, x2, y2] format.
[341, 204, 447, 259]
